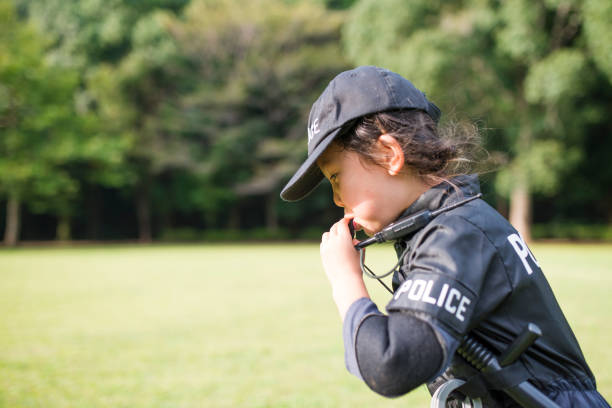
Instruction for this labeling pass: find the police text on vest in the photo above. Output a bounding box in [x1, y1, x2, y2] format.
[507, 233, 539, 275]
[393, 279, 472, 322]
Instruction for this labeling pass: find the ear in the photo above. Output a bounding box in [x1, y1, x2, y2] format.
[377, 134, 405, 175]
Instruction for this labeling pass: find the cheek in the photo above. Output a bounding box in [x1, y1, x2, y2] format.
[338, 178, 368, 207]
[348, 186, 381, 217]
[352, 182, 397, 226]
[338, 159, 390, 220]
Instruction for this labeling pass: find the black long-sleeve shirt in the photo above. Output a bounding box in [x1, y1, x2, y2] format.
[343, 297, 449, 396]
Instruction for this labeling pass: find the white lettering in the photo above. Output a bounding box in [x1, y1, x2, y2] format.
[436, 283, 449, 307]
[456, 296, 471, 322]
[507, 233, 539, 275]
[422, 280, 437, 304]
[307, 118, 320, 144]
[408, 279, 427, 301]
[445, 288, 461, 314]
[519, 232, 539, 267]
[394, 279, 412, 300]
[393, 280, 472, 324]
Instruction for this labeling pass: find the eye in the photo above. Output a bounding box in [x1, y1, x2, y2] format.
[330, 173, 339, 185]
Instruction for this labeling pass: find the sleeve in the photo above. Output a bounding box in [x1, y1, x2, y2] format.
[342, 298, 450, 397]
[342, 297, 380, 379]
[386, 215, 512, 339]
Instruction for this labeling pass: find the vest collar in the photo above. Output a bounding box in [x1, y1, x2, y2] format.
[395, 175, 481, 221]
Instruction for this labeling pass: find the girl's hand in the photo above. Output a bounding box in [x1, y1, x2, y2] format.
[320, 217, 369, 320]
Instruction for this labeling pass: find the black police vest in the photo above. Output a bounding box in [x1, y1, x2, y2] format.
[387, 184, 595, 406]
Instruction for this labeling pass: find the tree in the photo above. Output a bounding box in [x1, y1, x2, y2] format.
[0, 1, 117, 245]
[9, 0, 350, 240]
[343, 0, 612, 241]
[166, 0, 349, 230]
[14, 0, 190, 241]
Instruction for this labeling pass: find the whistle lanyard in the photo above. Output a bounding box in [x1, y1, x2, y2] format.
[358, 246, 410, 295]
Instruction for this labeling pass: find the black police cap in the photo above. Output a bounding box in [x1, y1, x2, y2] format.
[280, 65, 441, 202]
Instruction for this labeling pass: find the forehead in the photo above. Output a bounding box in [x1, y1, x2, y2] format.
[317, 143, 344, 170]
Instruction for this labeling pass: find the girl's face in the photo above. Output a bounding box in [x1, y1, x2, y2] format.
[317, 141, 428, 236]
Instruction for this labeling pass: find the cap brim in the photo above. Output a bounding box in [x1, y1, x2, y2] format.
[280, 128, 341, 202]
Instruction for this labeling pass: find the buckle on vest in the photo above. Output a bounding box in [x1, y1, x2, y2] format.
[430, 378, 483, 408]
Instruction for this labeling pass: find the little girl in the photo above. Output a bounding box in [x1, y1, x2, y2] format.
[280, 66, 609, 407]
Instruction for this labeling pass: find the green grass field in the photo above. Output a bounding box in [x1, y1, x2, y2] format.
[1, 243, 610, 407]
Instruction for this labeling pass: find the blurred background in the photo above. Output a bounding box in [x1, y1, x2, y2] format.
[1, 0, 611, 246]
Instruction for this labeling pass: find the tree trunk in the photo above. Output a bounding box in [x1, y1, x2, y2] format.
[509, 179, 532, 243]
[509, 126, 533, 243]
[3, 193, 20, 246]
[136, 178, 152, 243]
[228, 205, 240, 230]
[496, 195, 509, 220]
[159, 210, 172, 238]
[87, 186, 101, 240]
[56, 215, 71, 241]
[265, 193, 278, 231]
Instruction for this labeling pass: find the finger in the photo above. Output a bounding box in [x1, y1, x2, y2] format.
[330, 220, 342, 236]
[330, 218, 352, 238]
[338, 218, 351, 236]
[346, 217, 355, 237]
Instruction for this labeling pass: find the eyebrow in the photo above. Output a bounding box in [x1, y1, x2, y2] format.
[318, 155, 331, 168]
[317, 144, 339, 168]
[318, 167, 331, 181]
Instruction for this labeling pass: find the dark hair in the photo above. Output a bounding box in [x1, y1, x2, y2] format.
[335, 109, 486, 187]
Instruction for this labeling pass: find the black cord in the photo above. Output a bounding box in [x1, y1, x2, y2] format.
[358, 246, 410, 294]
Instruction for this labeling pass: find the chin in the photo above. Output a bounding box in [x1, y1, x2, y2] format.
[363, 226, 380, 237]
[356, 219, 383, 237]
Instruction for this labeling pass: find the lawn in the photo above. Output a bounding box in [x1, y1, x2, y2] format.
[1, 243, 610, 407]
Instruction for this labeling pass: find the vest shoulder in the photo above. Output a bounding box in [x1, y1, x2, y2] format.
[433, 199, 513, 236]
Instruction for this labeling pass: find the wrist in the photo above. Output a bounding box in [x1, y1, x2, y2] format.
[332, 276, 369, 321]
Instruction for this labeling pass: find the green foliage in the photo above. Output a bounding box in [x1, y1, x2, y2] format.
[14, 0, 189, 67]
[166, 0, 348, 221]
[495, 0, 547, 62]
[2, 0, 611, 241]
[0, 1, 124, 213]
[496, 139, 581, 196]
[120, 11, 179, 81]
[160, 227, 294, 241]
[343, 0, 612, 204]
[525, 50, 590, 104]
[2, 0, 352, 241]
[532, 223, 612, 241]
[583, 0, 612, 80]
[343, 0, 443, 92]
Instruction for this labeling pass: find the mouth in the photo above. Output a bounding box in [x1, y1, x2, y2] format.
[347, 217, 371, 236]
[352, 220, 373, 237]
[352, 220, 377, 237]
